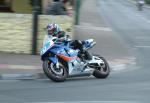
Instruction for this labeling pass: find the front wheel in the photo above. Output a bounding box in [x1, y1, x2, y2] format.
[43, 59, 67, 82]
[93, 56, 110, 79]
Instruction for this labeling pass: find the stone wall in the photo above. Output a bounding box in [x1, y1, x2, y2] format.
[0, 13, 73, 54]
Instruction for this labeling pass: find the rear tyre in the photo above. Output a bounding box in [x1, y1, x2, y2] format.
[93, 56, 110, 79]
[43, 59, 67, 82]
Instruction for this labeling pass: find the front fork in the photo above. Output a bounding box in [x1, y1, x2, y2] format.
[55, 60, 59, 68]
[48, 55, 59, 68]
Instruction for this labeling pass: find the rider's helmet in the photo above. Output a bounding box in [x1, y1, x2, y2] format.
[47, 23, 61, 36]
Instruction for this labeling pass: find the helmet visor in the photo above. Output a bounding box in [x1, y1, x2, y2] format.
[48, 28, 55, 35]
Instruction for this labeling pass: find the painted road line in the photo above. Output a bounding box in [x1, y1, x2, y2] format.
[75, 25, 112, 31]
[109, 57, 136, 72]
[0, 73, 44, 80]
[0, 64, 41, 70]
[0, 80, 21, 83]
[111, 64, 127, 71]
[0, 74, 35, 79]
[135, 13, 150, 23]
[134, 45, 150, 48]
[31, 101, 139, 103]
[9, 65, 40, 69]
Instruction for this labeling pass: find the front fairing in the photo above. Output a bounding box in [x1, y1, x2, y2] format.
[41, 35, 78, 63]
[49, 45, 66, 55]
[51, 45, 78, 57]
[40, 35, 56, 56]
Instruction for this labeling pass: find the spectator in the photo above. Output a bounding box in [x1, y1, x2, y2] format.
[46, 0, 67, 15]
[137, 0, 145, 11]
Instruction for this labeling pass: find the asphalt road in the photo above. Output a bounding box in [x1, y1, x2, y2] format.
[99, 0, 150, 78]
[0, 0, 150, 103]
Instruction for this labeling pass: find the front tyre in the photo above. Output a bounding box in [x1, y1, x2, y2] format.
[43, 59, 67, 82]
[93, 56, 110, 79]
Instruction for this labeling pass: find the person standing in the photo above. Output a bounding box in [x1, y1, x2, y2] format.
[137, 0, 145, 11]
[46, 0, 67, 15]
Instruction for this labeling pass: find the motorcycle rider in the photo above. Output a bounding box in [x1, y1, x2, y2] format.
[45, 23, 92, 60]
[45, 23, 82, 49]
[45, 23, 65, 39]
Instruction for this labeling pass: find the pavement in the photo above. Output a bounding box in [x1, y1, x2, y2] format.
[0, 53, 46, 80]
[0, 0, 136, 80]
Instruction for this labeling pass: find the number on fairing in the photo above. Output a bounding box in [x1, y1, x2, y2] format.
[41, 41, 53, 55]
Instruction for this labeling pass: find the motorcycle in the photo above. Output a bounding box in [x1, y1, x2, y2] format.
[40, 35, 110, 82]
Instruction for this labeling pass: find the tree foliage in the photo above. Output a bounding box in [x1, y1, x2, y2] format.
[145, 0, 150, 4]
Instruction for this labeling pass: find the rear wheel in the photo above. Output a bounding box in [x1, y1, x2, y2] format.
[43, 59, 67, 82]
[93, 56, 110, 79]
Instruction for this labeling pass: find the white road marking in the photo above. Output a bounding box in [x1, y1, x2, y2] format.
[0, 64, 41, 70]
[134, 45, 150, 48]
[9, 65, 40, 69]
[80, 22, 93, 26]
[111, 64, 127, 71]
[135, 36, 150, 39]
[31, 101, 139, 103]
[1, 74, 35, 80]
[75, 25, 112, 31]
[0, 80, 20, 83]
[135, 14, 150, 23]
[109, 57, 136, 73]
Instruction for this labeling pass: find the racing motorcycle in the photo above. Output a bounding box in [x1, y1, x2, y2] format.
[40, 35, 110, 82]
